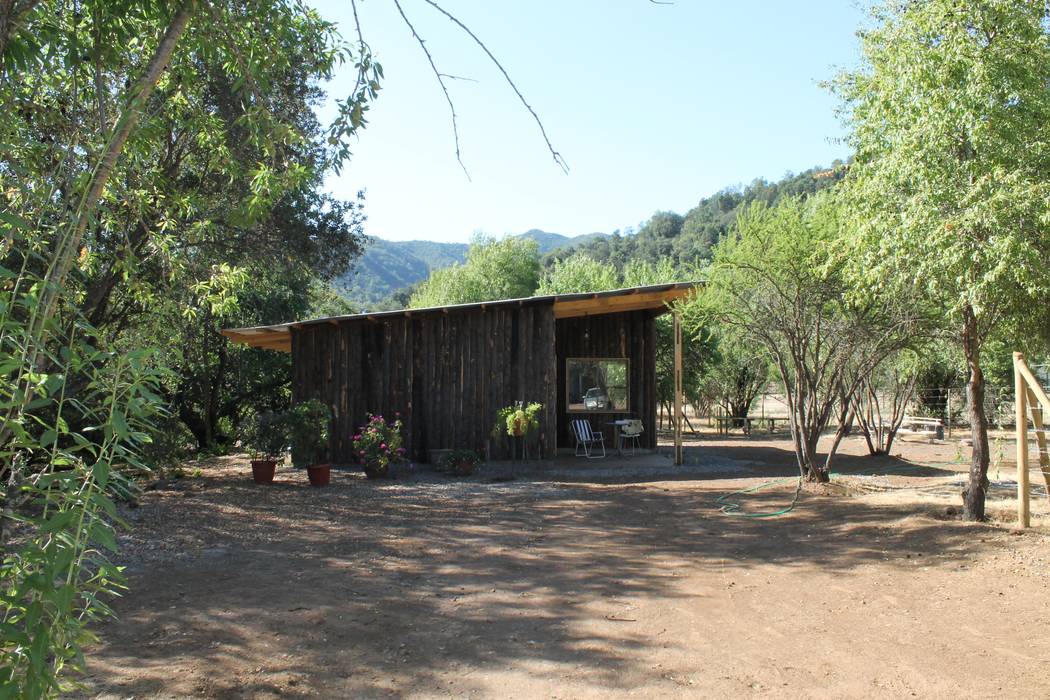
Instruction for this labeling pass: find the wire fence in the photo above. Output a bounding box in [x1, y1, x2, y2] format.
[688, 381, 1050, 434]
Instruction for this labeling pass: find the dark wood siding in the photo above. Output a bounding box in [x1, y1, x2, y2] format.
[291, 305, 558, 463]
[555, 310, 658, 449]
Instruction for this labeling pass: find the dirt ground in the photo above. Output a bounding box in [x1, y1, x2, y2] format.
[81, 432, 1050, 699]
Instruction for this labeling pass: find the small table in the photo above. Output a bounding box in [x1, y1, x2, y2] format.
[714, 416, 752, 436]
[606, 419, 632, 456]
[715, 416, 789, 435]
[757, 417, 789, 434]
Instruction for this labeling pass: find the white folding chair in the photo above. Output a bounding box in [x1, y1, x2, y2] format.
[572, 419, 606, 459]
[619, 419, 643, 455]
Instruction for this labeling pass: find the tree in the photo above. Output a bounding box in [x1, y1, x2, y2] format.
[409, 235, 540, 307]
[1, 0, 566, 691]
[686, 195, 921, 481]
[831, 0, 1050, 519]
[537, 253, 619, 295]
[0, 2, 378, 692]
[852, 349, 922, 456]
[697, 332, 770, 428]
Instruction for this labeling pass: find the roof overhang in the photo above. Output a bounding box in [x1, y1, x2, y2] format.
[221, 281, 698, 352]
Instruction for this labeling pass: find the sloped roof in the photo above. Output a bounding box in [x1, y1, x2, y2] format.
[221, 281, 697, 352]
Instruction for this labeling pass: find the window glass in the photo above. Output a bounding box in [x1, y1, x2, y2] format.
[566, 359, 629, 412]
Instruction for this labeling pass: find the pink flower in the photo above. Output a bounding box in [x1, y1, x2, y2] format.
[359, 450, 366, 455]
[380, 443, 386, 450]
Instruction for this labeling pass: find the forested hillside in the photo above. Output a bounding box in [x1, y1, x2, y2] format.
[544, 163, 848, 270]
[342, 166, 847, 307]
[339, 229, 606, 305]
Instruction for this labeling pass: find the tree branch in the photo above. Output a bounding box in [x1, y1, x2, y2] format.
[421, 0, 568, 174]
[391, 0, 470, 179]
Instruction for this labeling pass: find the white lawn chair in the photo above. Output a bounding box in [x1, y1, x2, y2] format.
[572, 419, 606, 459]
[619, 419, 644, 455]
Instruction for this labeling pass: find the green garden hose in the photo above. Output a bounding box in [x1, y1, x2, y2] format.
[715, 476, 804, 518]
[715, 459, 970, 519]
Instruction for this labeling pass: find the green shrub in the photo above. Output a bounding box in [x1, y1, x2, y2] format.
[438, 449, 481, 476]
[287, 399, 330, 468]
[246, 411, 288, 460]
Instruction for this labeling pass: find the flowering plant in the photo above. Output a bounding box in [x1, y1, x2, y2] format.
[352, 413, 406, 477]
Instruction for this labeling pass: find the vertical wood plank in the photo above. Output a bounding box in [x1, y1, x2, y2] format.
[1026, 387, 1050, 506]
[1015, 351, 1030, 528]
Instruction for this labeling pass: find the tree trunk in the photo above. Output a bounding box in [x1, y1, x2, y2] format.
[961, 307, 990, 521]
[823, 403, 854, 476]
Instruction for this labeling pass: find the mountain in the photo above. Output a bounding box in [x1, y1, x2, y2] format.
[338, 229, 608, 307]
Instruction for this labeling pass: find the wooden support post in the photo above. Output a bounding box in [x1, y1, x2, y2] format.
[673, 311, 683, 466]
[1015, 352, 1030, 528]
[1027, 387, 1050, 505]
[946, 389, 952, 439]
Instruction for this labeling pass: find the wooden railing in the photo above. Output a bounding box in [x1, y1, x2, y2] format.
[1013, 352, 1050, 528]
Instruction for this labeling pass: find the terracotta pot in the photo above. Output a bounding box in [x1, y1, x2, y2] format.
[451, 460, 475, 476]
[307, 463, 331, 487]
[251, 459, 277, 484]
[512, 419, 526, 437]
[363, 462, 389, 479]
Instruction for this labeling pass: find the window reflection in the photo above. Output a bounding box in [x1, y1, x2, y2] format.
[567, 358, 628, 412]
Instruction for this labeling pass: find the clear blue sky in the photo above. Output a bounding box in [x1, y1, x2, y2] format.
[311, 1, 868, 243]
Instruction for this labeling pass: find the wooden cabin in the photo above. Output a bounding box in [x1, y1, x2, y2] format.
[222, 283, 694, 462]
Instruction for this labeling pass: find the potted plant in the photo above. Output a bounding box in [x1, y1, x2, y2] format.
[288, 399, 332, 487]
[246, 411, 287, 484]
[351, 412, 406, 479]
[439, 449, 481, 476]
[491, 402, 543, 460]
[494, 402, 543, 438]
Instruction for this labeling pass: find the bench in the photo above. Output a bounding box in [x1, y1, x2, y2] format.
[898, 416, 945, 440]
[714, 416, 752, 435]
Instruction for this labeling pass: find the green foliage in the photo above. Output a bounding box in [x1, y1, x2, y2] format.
[0, 324, 166, 694]
[351, 413, 405, 470]
[537, 253, 619, 294]
[547, 165, 846, 270]
[697, 331, 770, 420]
[493, 403, 543, 438]
[830, 0, 1050, 517]
[685, 194, 921, 479]
[246, 412, 288, 459]
[340, 239, 469, 306]
[343, 230, 606, 306]
[287, 400, 331, 468]
[1, 0, 375, 691]
[438, 449, 481, 476]
[832, 1, 1050, 332]
[409, 235, 541, 307]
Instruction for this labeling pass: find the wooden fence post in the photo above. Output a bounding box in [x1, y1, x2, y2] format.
[946, 389, 953, 439]
[1026, 387, 1050, 505]
[1015, 352, 1030, 528]
[674, 312, 683, 466]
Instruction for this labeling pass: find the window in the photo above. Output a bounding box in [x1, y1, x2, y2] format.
[566, 358, 629, 412]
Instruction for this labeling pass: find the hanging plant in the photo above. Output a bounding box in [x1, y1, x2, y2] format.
[493, 402, 543, 438]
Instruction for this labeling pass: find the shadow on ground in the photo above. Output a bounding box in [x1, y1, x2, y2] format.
[81, 457, 1005, 698]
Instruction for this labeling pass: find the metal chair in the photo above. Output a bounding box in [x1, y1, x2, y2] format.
[572, 419, 606, 459]
[618, 419, 643, 455]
